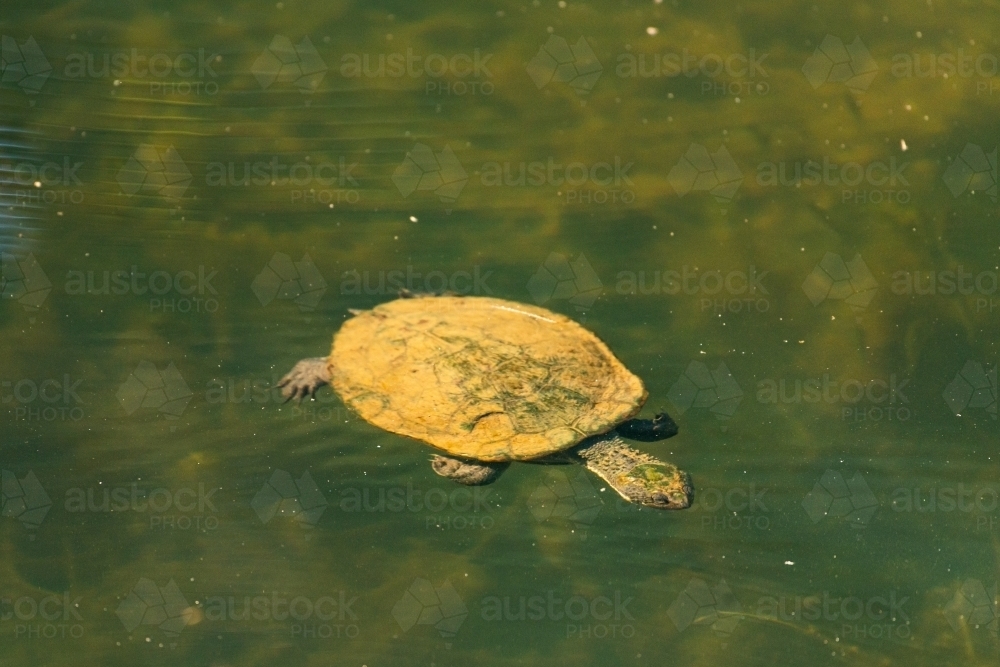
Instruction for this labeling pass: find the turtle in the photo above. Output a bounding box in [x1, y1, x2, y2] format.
[277, 294, 693, 509]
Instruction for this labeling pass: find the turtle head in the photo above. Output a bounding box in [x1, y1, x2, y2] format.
[616, 463, 693, 509]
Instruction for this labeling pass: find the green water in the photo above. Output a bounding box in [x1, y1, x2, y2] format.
[2, 1, 999, 665]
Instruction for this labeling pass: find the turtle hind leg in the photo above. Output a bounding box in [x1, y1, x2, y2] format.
[277, 357, 331, 402]
[573, 434, 692, 509]
[431, 455, 509, 486]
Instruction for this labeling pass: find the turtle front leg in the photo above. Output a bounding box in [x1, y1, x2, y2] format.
[431, 455, 509, 486]
[616, 412, 679, 441]
[277, 357, 331, 401]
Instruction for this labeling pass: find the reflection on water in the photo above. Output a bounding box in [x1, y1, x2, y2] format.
[0, 126, 44, 253]
[1, 1, 999, 665]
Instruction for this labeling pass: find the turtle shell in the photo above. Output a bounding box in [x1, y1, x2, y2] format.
[328, 295, 647, 462]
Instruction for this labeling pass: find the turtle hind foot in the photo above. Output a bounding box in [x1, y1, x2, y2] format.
[431, 455, 509, 485]
[277, 357, 331, 402]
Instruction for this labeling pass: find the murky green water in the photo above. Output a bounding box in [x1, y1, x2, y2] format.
[2, 1, 999, 665]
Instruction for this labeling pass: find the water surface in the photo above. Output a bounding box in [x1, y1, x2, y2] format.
[2, 1, 999, 665]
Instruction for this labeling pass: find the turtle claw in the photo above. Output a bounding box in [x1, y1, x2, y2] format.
[277, 357, 331, 403]
[279, 379, 319, 403]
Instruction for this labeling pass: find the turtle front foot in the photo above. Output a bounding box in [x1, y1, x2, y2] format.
[431, 455, 509, 486]
[616, 412, 679, 442]
[277, 357, 331, 402]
